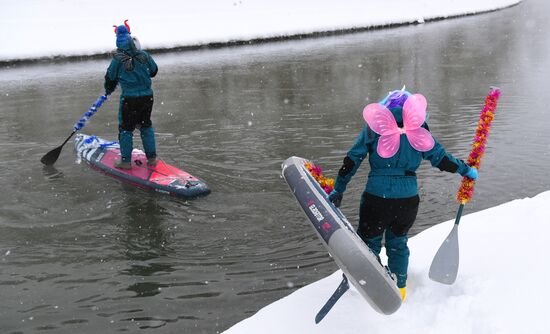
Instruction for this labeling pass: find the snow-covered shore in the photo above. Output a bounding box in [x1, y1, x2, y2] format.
[223, 191, 550, 334]
[1, 0, 521, 62]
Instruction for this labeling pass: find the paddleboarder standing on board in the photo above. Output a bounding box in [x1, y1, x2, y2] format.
[328, 87, 478, 300]
[104, 20, 159, 170]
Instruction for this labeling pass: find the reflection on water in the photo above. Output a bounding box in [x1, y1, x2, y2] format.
[42, 165, 64, 180]
[120, 199, 172, 300]
[1, 1, 550, 332]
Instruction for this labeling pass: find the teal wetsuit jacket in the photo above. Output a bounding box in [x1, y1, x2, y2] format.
[104, 42, 158, 98]
[334, 109, 471, 199]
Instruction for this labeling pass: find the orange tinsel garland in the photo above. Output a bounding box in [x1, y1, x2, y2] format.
[456, 87, 501, 204]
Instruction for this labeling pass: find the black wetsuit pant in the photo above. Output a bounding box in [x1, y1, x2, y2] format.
[358, 192, 420, 240]
[357, 192, 419, 288]
[119, 95, 154, 131]
[118, 95, 156, 161]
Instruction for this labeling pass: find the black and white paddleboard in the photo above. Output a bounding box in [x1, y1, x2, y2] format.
[282, 156, 402, 315]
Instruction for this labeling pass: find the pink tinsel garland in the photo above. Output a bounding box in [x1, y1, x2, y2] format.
[304, 161, 335, 194]
[456, 87, 501, 204]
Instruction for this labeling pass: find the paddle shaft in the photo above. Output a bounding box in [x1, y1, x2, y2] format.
[40, 95, 108, 166]
[454, 203, 465, 226]
[60, 131, 77, 148]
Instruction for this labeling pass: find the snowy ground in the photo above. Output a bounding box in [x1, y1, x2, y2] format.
[223, 191, 550, 334]
[2, 0, 520, 62]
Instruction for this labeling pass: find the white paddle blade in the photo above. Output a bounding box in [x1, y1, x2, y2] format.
[429, 224, 459, 284]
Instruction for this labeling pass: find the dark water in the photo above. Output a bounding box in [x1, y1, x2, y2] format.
[1, 1, 549, 333]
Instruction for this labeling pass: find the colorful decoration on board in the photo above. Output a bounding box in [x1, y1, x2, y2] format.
[305, 161, 335, 194]
[456, 87, 501, 204]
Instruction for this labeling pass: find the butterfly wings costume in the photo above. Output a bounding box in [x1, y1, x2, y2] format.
[333, 90, 472, 199]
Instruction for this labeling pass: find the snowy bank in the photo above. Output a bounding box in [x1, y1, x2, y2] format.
[2, 0, 521, 62]
[223, 191, 550, 334]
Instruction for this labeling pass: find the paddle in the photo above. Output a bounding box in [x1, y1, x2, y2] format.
[429, 87, 500, 284]
[428, 204, 463, 284]
[40, 95, 108, 166]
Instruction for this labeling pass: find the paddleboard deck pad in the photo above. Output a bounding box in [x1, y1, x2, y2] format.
[75, 134, 210, 198]
[282, 156, 402, 315]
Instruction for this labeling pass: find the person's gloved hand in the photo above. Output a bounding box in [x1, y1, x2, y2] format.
[328, 190, 343, 208]
[464, 166, 478, 180]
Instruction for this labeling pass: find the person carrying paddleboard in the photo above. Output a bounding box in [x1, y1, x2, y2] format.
[104, 20, 159, 170]
[328, 87, 478, 300]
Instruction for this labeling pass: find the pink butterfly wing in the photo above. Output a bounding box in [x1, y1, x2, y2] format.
[377, 133, 401, 158]
[405, 127, 435, 152]
[363, 103, 400, 135]
[403, 93, 434, 152]
[402, 94, 427, 130]
[363, 103, 402, 158]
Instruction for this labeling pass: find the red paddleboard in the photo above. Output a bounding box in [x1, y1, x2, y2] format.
[75, 134, 210, 198]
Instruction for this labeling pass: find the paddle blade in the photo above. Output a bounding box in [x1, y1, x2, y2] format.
[429, 224, 459, 285]
[40, 131, 76, 166]
[40, 145, 63, 166]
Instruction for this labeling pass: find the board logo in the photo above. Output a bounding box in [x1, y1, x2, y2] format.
[308, 203, 324, 222]
[322, 222, 332, 233]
